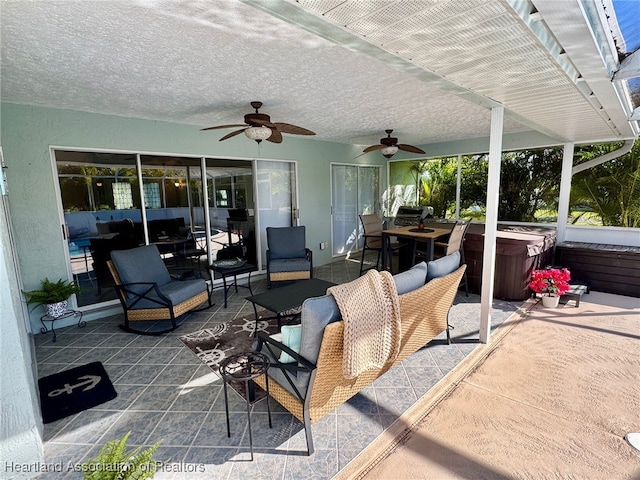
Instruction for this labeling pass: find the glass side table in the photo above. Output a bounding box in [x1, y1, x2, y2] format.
[219, 351, 272, 460]
[40, 310, 85, 343]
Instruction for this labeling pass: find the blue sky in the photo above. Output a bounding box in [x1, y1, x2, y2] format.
[612, 0, 640, 52]
[612, 0, 640, 95]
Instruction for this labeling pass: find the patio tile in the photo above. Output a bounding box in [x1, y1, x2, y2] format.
[129, 385, 182, 411]
[74, 347, 118, 365]
[114, 363, 164, 385]
[170, 384, 221, 412]
[227, 449, 288, 479]
[104, 383, 147, 410]
[192, 411, 247, 447]
[181, 447, 237, 480]
[38, 442, 93, 480]
[336, 388, 379, 415]
[148, 411, 209, 447]
[104, 347, 150, 364]
[101, 410, 167, 446]
[53, 409, 123, 445]
[137, 347, 181, 365]
[336, 413, 384, 451]
[153, 364, 199, 386]
[41, 347, 94, 365]
[374, 387, 418, 417]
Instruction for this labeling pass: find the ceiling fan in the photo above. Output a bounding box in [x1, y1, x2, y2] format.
[362, 129, 426, 158]
[200, 101, 315, 144]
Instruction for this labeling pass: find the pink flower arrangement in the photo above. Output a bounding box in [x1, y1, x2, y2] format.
[528, 268, 571, 296]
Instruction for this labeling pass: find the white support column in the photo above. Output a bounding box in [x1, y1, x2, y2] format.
[135, 154, 149, 245]
[556, 143, 574, 243]
[455, 154, 462, 219]
[479, 106, 504, 344]
[201, 157, 214, 267]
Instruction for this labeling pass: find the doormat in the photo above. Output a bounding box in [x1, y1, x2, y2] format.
[178, 311, 278, 404]
[38, 361, 117, 424]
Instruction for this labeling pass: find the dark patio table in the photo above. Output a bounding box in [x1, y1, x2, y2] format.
[246, 278, 336, 336]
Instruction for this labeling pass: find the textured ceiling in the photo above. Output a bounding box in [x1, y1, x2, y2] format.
[1, 0, 637, 149]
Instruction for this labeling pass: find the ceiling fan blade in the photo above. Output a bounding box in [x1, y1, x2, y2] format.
[273, 123, 316, 136]
[266, 129, 283, 144]
[218, 128, 247, 141]
[363, 144, 386, 153]
[251, 118, 276, 128]
[397, 144, 426, 154]
[200, 123, 247, 131]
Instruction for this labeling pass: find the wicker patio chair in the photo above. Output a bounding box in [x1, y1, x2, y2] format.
[266, 226, 313, 288]
[107, 244, 211, 334]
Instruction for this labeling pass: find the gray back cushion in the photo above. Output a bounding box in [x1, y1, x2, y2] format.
[426, 251, 460, 281]
[393, 261, 428, 294]
[111, 244, 172, 290]
[267, 226, 307, 260]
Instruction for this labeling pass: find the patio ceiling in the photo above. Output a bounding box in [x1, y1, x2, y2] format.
[1, 0, 638, 150]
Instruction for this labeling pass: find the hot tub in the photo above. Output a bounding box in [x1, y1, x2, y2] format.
[463, 224, 557, 300]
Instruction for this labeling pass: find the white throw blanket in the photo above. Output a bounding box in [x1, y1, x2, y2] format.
[327, 269, 401, 379]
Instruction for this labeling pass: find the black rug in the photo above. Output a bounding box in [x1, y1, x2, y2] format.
[38, 361, 117, 424]
[178, 312, 279, 404]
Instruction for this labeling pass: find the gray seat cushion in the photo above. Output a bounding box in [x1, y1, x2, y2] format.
[127, 278, 207, 309]
[111, 244, 207, 308]
[426, 251, 461, 281]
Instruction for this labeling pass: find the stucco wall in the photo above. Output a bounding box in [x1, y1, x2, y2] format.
[0, 192, 43, 479]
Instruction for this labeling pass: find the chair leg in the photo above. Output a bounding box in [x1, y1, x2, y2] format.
[303, 407, 314, 455]
[463, 271, 469, 297]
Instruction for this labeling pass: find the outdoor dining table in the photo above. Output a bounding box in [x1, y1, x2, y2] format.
[381, 225, 451, 271]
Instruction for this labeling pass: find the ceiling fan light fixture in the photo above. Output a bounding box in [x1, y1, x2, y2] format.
[244, 126, 272, 143]
[381, 145, 399, 158]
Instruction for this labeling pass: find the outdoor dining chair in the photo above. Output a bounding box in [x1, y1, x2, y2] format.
[359, 214, 404, 275]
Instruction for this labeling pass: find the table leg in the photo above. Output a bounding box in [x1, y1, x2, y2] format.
[428, 238, 435, 261]
[251, 302, 260, 337]
[222, 274, 229, 308]
[222, 380, 231, 437]
[244, 379, 254, 461]
[265, 374, 272, 429]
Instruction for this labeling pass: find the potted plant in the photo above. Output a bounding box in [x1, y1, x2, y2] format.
[77, 431, 162, 479]
[528, 267, 571, 307]
[22, 277, 81, 318]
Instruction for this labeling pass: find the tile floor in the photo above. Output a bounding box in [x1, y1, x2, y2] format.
[34, 258, 521, 479]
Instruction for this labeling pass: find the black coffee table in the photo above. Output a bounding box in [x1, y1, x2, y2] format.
[246, 278, 335, 335]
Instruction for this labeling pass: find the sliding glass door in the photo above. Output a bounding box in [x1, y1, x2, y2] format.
[331, 164, 381, 256]
[56, 150, 256, 309]
[255, 160, 298, 265]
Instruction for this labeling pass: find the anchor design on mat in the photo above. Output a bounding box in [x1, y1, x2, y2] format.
[48, 375, 102, 397]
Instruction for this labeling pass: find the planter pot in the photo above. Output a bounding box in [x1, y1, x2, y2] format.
[541, 295, 560, 308]
[46, 300, 68, 319]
